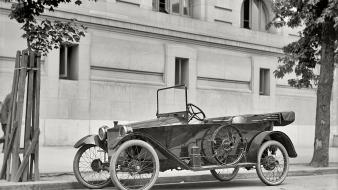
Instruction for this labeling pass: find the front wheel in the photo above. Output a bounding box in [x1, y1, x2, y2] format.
[256, 140, 289, 186]
[73, 145, 111, 189]
[110, 140, 160, 190]
[210, 166, 239, 181]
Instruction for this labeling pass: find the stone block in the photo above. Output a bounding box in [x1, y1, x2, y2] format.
[197, 49, 251, 82]
[90, 99, 112, 120]
[110, 101, 131, 121]
[130, 101, 156, 120]
[40, 98, 71, 119]
[58, 80, 79, 99]
[40, 78, 59, 99]
[69, 99, 90, 119]
[91, 33, 164, 73]
[129, 85, 157, 105]
[43, 119, 90, 146]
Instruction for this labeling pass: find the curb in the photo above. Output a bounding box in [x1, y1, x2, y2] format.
[0, 167, 337, 190]
[0, 181, 81, 190]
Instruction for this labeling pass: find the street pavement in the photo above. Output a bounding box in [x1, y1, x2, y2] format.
[0, 161, 337, 189]
[0, 145, 336, 174]
[69, 174, 338, 190]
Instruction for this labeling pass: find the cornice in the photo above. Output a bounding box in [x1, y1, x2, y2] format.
[0, 3, 285, 56]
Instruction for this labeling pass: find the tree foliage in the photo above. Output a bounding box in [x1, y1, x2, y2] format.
[270, 0, 338, 88]
[6, 0, 92, 55]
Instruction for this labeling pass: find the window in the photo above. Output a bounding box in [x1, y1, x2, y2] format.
[153, 0, 169, 13]
[59, 44, 78, 80]
[153, 0, 191, 16]
[243, 0, 250, 29]
[241, 0, 269, 32]
[175, 57, 189, 86]
[259, 68, 270, 95]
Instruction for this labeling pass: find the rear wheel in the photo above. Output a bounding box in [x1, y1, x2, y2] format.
[210, 166, 239, 181]
[73, 145, 111, 189]
[110, 140, 160, 190]
[256, 140, 289, 186]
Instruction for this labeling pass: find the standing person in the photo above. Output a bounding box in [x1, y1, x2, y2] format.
[0, 93, 12, 142]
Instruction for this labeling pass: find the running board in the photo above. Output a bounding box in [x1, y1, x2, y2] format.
[190, 162, 256, 171]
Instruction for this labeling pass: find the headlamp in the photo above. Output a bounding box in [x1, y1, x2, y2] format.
[98, 125, 109, 141]
[119, 125, 133, 136]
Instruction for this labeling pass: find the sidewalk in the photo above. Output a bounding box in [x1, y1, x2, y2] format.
[0, 146, 337, 189]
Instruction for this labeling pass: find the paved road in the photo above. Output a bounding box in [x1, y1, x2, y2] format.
[70, 174, 338, 190]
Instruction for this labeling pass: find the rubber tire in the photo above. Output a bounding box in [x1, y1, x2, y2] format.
[73, 145, 111, 189]
[110, 140, 160, 190]
[256, 140, 289, 186]
[210, 166, 240, 181]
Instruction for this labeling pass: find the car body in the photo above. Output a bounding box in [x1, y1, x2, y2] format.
[73, 85, 297, 190]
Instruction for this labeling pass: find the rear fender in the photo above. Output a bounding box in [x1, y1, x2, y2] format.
[109, 132, 189, 170]
[246, 131, 297, 163]
[74, 135, 106, 151]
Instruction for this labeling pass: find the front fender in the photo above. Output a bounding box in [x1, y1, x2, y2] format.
[246, 131, 297, 163]
[74, 135, 106, 150]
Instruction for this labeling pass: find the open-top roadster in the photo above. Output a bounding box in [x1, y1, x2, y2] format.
[73, 85, 297, 190]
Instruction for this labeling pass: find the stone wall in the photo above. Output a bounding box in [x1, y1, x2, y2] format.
[0, 1, 337, 149]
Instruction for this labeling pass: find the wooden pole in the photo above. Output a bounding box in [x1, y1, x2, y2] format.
[33, 53, 41, 180]
[10, 50, 28, 182]
[22, 51, 35, 181]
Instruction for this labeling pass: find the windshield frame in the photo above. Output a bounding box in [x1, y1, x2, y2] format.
[156, 85, 188, 119]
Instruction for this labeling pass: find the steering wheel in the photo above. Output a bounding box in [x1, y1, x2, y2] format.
[187, 103, 206, 122]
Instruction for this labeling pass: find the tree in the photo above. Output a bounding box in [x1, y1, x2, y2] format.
[5, 0, 91, 55]
[270, 0, 338, 167]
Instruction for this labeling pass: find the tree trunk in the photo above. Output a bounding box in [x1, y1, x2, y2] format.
[310, 20, 336, 167]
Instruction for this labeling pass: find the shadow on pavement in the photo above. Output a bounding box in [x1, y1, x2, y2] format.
[153, 179, 264, 189]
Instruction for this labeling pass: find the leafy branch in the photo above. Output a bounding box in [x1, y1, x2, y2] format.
[7, 0, 94, 55]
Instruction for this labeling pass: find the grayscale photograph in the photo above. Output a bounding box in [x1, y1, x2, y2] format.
[0, 0, 337, 190]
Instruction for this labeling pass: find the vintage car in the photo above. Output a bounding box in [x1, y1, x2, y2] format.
[73, 85, 297, 190]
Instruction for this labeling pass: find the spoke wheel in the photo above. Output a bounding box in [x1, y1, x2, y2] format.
[211, 125, 244, 165]
[210, 166, 239, 181]
[73, 145, 111, 189]
[110, 140, 159, 190]
[256, 140, 289, 186]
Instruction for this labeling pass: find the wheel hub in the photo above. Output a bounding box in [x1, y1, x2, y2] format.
[263, 155, 278, 170]
[221, 140, 234, 152]
[128, 160, 142, 173]
[214, 138, 233, 153]
[91, 159, 103, 172]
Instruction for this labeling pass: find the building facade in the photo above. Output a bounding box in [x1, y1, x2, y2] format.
[0, 0, 337, 151]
